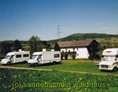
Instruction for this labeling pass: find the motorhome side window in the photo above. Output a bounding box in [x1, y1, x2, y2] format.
[10, 55, 14, 59]
[116, 55, 118, 58]
[16, 55, 22, 58]
[54, 54, 59, 58]
[23, 54, 29, 57]
[38, 55, 42, 59]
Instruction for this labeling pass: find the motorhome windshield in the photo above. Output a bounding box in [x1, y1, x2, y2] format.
[4, 55, 11, 59]
[31, 55, 38, 60]
[103, 56, 115, 61]
[38, 55, 42, 59]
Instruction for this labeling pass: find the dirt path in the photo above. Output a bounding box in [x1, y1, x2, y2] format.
[0, 65, 53, 71]
[0, 65, 118, 76]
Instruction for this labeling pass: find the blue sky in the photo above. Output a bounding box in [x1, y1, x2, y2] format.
[0, 0, 118, 41]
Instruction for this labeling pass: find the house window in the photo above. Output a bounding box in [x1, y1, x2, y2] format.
[66, 49, 67, 52]
[77, 48, 78, 50]
[54, 54, 59, 58]
[77, 54, 79, 56]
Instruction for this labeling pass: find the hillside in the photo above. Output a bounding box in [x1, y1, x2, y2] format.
[49, 33, 118, 43]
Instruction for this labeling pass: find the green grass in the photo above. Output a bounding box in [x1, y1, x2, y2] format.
[0, 60, 118, 91]
[0, 68, 118, 92]
[2, 59, 118, 75]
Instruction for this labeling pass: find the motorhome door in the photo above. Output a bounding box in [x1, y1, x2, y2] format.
[37, 55, 42, 63]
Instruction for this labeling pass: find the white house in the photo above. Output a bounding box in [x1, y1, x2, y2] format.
[51, 39, 99, 59]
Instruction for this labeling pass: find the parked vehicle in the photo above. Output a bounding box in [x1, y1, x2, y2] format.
[28, 51, 61, 66]
[99, 48, 118, 71]
[1, 51, 30, 65]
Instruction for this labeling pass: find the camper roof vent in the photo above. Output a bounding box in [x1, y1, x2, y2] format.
[42, 49, 46, 52]
[19, 49, 22, 52]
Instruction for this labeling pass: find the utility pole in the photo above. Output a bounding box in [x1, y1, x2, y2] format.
[57, 25, 61, 39]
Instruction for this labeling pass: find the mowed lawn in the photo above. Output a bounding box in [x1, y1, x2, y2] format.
[1, 59, 118, 75]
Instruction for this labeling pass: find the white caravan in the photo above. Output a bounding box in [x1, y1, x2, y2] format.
[28, 51, 61, 66]
[99, 48, 118, 71]
[1, 51, 30, 65]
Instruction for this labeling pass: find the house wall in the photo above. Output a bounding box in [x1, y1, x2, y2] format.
[51, 47, 90, 59]
[66, 48, 73, 52]
[60, 48, 66, 52]
[76, 48, 89, 59]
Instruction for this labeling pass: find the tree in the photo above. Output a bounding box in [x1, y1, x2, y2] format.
[61, 51, 64, 60]
[72, 51, 76, 60]
[28, 36, 50, 54]
[29, 36, 37, 54]
[0, 41, 12, 57]
[29, 36, 42, 54]
[13, 40, 22, 51]
[65, 52, 68, 60]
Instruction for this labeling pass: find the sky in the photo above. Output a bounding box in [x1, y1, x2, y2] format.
[0, 0, 118, 41]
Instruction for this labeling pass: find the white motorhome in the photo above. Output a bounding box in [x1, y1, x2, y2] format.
[28, 51, 61, 66]
[1, 51, 30, 65]
[99, 48, 118, 71]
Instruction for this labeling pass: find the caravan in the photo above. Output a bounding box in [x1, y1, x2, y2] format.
[1, 51, 30, 65]
[99, 48, 118, 71]
[28, 51, 61, 66]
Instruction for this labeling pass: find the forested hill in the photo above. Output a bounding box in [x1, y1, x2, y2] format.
[49, 33, 118, 42]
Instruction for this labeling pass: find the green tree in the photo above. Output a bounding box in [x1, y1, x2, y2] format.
[35, 36, 43, 51]
[29, 36, 50, 54]
[29, 36, 42, 54]
[72, 51, 76, 60]
[13, 40, 22, 51]
[29, 36, 37, 54]
[0, 41, 12, 57]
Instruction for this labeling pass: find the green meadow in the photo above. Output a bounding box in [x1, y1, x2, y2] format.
[0, 60, 118, 92]
[2, 59, 118, 75]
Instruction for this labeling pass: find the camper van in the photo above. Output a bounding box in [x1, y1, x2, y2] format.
[99, 48, 118, 71]
[28, 51, 61, 66]
[1, 51, 30, 65]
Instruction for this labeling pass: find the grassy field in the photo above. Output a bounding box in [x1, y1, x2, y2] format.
[0, 60, 118, 92]
[1, 59, 118, 75]
[0, 68, 118, 92]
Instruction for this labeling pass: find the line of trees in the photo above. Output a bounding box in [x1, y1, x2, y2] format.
[0, 36, 50, 58]
[0, 40, 22, 58]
